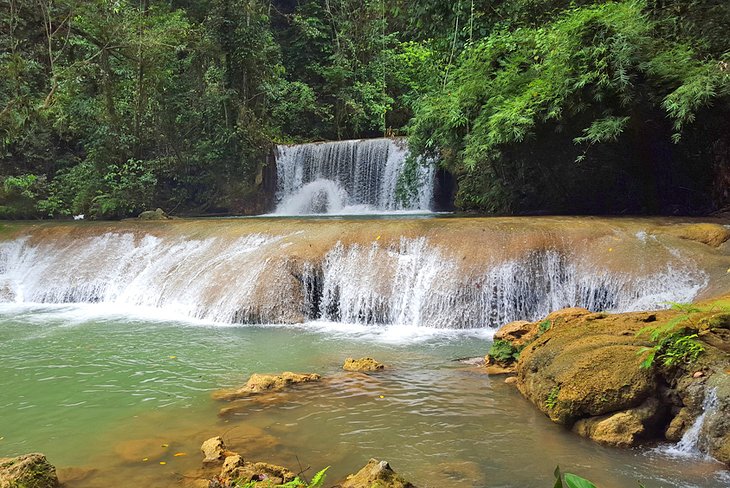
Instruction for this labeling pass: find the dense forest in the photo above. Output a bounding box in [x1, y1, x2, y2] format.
[1, 0, 729, 218]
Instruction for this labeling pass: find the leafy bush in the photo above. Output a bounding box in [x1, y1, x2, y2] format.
[488, 339, 522, 363]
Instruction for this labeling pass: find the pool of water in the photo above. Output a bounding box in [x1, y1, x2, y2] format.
[0, 303, 727, 488]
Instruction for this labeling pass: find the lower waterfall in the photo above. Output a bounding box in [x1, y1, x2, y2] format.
[0, 219, 711, 328]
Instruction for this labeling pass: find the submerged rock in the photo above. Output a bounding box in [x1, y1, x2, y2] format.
[334, 459, 416, 488]
[343, 357, 385, 372]
[212, 372, 321, 401]
[0, 453, 59, 488]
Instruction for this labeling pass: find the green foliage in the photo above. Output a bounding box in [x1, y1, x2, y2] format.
[488, 339, 522, 363]
[405, 0, 730, 213]
[1, 0, 729, 218]
[545, 386, 560, 410]
[538, 320, 552, 334]
[636, 302, 706, 369]
[553, 466, 597, 488]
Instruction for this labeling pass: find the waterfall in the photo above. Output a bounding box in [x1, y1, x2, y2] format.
[662, 389, 720, 460]
[0, 223, 709, 328]
[274, 138, 434, 214]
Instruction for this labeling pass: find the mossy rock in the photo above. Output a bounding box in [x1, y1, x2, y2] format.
[516, 309, 662, 425]
[0, 454, 59, 488]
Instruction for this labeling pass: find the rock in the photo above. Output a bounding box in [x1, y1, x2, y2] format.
[334, 459, 416, 488]
[138, 208, 171, 220]
[661, 223, 730, 247]
[571, 398, 664, 447]
[212, 372, 321, 401]
[493, 320, 539, 347]
[504, 376, 518, 385]
[221, 460, 295, 486]
[220, 455, 245, 479]
[343, 357, 385, 372]
[484, 364, 515, 375]
[665, 407, 693, 441]
[0, 453, 59, 488]
[515, 308, 660, 426]
[201, 437, 228, 465]
[700, 373, 730, 465]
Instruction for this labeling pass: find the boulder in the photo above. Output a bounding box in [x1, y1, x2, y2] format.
[138, 208, 171, 220]
[572, 398, 664, 447]
[201, 437, 228, 465]
[334, 459, 416, 488]
[0, 453, 59, 488]
[219, 456, 295, 486]
[515, 308, 659, 425]
[343, 357, 385, 372]
[212, 372, 321, 401]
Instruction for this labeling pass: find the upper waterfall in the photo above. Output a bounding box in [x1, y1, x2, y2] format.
[273, 138, 434, 215]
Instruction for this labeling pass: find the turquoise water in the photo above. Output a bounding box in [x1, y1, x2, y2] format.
[0, 303, 727, 488]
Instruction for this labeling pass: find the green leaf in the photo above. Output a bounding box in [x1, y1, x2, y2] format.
[564, 473, 598, 488]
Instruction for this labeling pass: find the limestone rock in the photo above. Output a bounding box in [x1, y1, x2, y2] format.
[222, 460, 295, 486]
[343, 357, 385, 372]
[515, 308, 660, 426]
[700, 373, 730, 466]
[0, 453, 59, 488]
[220, 455, 245, 479]
[571, 398, 663, 447]
[665, 407, 693, 441]
[201, 437, 227, 465]
[493, 320, 538, 347]
[138, 208, 171, 220]
[661, 223, 730, 247]
[335, 459, 416, 488]
[212, 372, 321, 401]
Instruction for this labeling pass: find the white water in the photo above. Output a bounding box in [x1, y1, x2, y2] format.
[274, 138, 434, 214]
[0, 231, 708, 329]
[661, 389, 720, 460]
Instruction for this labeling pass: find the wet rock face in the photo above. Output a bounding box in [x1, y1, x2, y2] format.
[212, 372, 321, 401]
[0, 453, 59, 488]
[334, 459, 417, 488]
[343, 357, 385, 372]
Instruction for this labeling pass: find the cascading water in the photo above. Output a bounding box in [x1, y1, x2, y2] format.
[0, 220, 711, 328]
[658, 388, 723, 462]
[274, 138, 434, 215]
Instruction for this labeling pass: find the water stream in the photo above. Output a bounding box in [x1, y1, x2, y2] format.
[0, 217, 728, 487]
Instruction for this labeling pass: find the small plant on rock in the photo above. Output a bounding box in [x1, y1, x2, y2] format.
[636, 302, 706, 369]
[545, 386, 560, 410]
[488, 339, 522, 364]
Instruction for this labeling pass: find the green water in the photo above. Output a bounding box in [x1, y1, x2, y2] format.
[0, 303, 727, 488]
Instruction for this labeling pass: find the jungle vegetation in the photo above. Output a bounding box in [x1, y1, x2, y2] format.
[1, 0, 728, 218]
